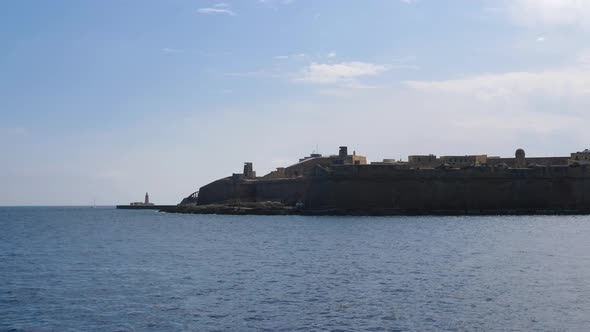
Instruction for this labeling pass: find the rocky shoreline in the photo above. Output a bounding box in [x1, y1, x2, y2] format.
[159, 202, 297, 215]
[160, 202, 590, 216]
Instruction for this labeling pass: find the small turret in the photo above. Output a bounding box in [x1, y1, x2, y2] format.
[145, 192, 150, 204]
[515, 149, 526, 168]
[339, 146, 348, 159]
[243, 162, 256, 179]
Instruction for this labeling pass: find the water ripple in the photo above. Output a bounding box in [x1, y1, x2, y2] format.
[1, 207, 590, 331]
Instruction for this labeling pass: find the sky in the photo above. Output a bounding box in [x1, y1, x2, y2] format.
[1, 0, 590, 205]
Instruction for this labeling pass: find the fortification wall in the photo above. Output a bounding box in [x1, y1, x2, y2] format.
[304, 165, 590, 212]
[284, 156, 336, 177]
[197, 177, 257, 205]
[197, 177, 310, 205]
[196, 164, 590, 213]
[255, 178, 310, 205]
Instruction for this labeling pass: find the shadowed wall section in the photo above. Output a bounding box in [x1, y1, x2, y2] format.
[196, 165, 590, 214]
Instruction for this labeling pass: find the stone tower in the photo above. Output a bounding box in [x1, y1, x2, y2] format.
[145, 192, 149, 204]
[339, 146, 348, 159]
[515, 149, 526, 168]
[243, 162, 256, 179]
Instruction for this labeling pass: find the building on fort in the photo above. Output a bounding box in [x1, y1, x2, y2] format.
[370, 158, 407, 166]
[262, 146, 367, 180]
[407, 155, 438, 168]
[439, 155, 488, 168]
[231, 146, 590, 182]
[570, 149, 590, 165]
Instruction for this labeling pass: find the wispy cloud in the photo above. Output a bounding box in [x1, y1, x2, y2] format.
[272, 53, 305, 60]
[405, 54, 590, 99]
[197, 4, 236, 16]
[161, 48, 182, 54]
[296, 61, 387, 86]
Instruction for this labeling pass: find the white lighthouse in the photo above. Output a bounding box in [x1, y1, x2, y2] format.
[126, 192, 156, 207]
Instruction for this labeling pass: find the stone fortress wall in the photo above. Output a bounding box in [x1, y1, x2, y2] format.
[194, 146, 590, 214]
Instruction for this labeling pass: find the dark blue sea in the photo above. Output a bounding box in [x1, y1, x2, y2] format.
[1, 207, 590, 331]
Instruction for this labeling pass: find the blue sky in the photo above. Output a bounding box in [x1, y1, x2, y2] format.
[2, 0, 590, 205]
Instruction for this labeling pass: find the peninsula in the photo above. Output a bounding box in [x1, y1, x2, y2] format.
[162, 147, 590, 215]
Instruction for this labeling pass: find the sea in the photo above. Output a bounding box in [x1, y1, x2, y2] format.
[1, 207, 590, 331]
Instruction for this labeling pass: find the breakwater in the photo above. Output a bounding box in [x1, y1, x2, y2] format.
[116, 205, 176, 210]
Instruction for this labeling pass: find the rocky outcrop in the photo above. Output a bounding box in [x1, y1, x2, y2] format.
[160, 201, 296, 215]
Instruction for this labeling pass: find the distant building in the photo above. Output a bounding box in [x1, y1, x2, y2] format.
[570, 149, 590, 165]
[261, 146, 367, 179]
[408, 155, 438, 168]
[439, 155, 487, 168]
[231, 162, 257, 181]
[333, 146, 367, 165]
[299, 153, 322, 162]
[232, 146, 575, 183]
[371, 159, 407, 165]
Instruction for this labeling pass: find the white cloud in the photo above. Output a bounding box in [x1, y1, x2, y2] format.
[327, 52, 336, 58]
[453, 112, 580, 133]
[405, 49, 590, 99]
[508, 0, 590, 28]
[536, 36, 545, 42]
[405, 67, 590, 99]
[296, 61, 387, 85]
[272, 53, 306, 60]
[197, 7, 236, 16]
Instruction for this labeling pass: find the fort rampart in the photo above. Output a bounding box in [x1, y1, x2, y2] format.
[196, 164, 590, 214]
[183, 147, 590, 215]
